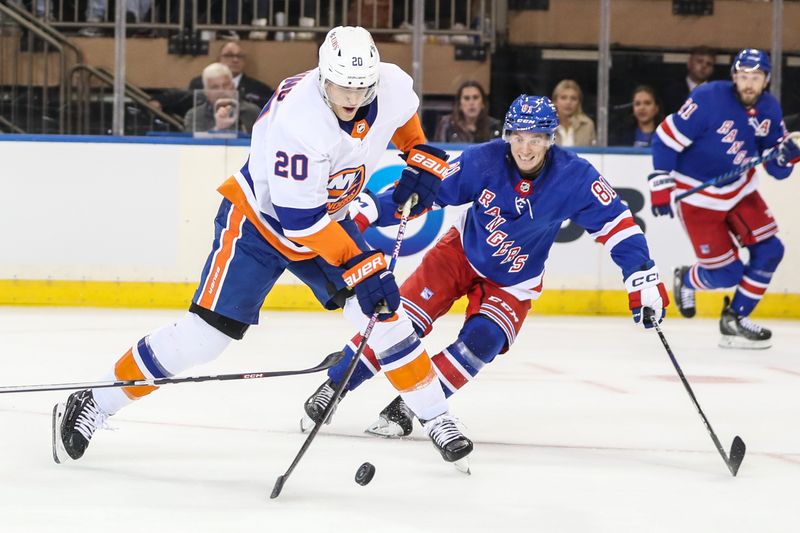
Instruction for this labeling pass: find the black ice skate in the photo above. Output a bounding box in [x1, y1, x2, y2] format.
[674, 266, 696, 318]
[719, 296, 772, 349]
[365, 395, 415, 438]
[52, 389, 109, 464]
[422, 413, 473, 468]
[300, 378, 347, 432]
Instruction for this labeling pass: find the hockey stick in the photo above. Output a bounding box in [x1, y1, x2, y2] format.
[675, 131, 800, 202]
[270, 198, 414, 499]
[0, 351, 344, 394]
[644, 308, 746, 476]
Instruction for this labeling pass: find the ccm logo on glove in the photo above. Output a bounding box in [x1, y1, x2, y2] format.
[343, 254, 388, 287]
[630, 272, 660, 287]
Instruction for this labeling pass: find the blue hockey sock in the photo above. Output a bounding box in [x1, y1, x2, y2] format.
[730, 238, 784, 316]
[327, 340, 380, 392]
[686, 260, 744, 290]
[431, 316, 507, 396]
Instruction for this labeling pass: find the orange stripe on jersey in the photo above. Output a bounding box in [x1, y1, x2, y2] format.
[291, 221, 363, 267]
[384, 352, 436, 392]
[218, 177, 317, 261]
[391, 114, 426, 153]
[198, 206, 245, 309]
[114, 349, 157, 399]
[218, 177, 362, 266]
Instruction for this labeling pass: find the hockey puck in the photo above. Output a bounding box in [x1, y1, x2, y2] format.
[355, 462, 376, 486]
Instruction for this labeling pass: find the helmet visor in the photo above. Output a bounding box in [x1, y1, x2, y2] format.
[503, 130, 554, 148]
[324, 80, 377, 109]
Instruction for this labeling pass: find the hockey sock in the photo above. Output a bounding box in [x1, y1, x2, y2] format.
[431, 316, 506, 397]
[327, 333, 381, 391]
[685, 260, 744, 290]
[93, 312, 232, 415]
[730, 237, 784, 316]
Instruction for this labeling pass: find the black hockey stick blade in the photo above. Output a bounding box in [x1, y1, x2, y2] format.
[728, 436, 746, 476]
[0, 351, 345, 394]
[270, 475, 286, 499]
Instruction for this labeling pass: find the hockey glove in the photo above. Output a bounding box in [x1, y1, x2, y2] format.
[625, 261, 670, 329]
[776, 134, 800, 168]
[393, 144, 449, 217]
[647, 171, 675, 218]
[349, 189, 412, 233]
[342, 251, 400, 321]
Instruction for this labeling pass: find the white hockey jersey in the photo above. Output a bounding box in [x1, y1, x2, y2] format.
[218, 62, 423, 265]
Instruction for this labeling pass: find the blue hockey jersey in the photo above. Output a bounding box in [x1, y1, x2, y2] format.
[429, 140, 652, 299]
[652, 80, 789, 211]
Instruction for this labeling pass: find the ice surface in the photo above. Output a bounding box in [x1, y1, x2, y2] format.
[1, 307, 798, 532]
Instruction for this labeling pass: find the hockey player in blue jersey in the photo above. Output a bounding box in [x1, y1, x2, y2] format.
[302, 95, 670, 438]
[649, 48, 800, 349]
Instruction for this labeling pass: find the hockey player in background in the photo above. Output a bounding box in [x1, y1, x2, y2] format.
[302, 95, 670, 438]
[52, 26, 473, 466]
[649, 48, 800, 349]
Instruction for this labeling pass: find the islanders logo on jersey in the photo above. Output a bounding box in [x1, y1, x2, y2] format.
[327, 165, 366, 214]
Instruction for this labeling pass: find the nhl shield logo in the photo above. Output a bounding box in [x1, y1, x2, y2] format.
[327, 165, 366, 214]
[515, 179, 534, 198]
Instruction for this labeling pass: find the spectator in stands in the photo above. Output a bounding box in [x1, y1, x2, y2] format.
[188, 42, 274, 108]
[552, 79, 596, 147]
[184, 63, 261, 135]
[433, 81, 501, 143]
[78, 0, 153, 37]
[610, 85, 663, 147]
[661, 46, 715, 113]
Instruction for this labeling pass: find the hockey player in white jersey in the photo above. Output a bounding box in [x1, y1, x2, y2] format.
[52, 26, 472, 466]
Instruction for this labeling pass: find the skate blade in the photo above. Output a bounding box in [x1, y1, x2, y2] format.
[299, 415, 315, 433]
[51, 403, 68, 464]
[718, 335, 772, 350]
[453, 457, 471, 475]
[364, 418, 406, 439]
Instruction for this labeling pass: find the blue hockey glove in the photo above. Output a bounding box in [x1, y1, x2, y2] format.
[776, 134, 800, 168]
[647, 171, 675, 218]
[393, 144, 449, 217]
[625, 261, 670, 329]
[342, 251, 400, 321]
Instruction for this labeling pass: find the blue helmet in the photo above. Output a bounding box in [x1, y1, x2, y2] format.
[503, 95, 559, 140]
[731, 48, 771, 81]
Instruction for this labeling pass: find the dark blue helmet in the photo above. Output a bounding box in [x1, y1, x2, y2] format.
[731, 48, 771, 81]
[503, 95, 559, 139]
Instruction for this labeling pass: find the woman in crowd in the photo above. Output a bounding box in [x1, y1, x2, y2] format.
[552, 79, 596, 146]
[611, 85, 663, 147]
[434, 80, 501, 143]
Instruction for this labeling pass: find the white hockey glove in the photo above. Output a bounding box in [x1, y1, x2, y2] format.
[625, 261, 670, 329]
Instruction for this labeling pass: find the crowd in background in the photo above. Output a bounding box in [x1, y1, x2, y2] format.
[2, 0, 773, 145]
[171, 41, 718, 146]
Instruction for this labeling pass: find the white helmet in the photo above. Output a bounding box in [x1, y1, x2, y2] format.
[318, 26, 380, 108]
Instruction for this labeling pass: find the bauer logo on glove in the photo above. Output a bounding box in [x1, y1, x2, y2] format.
[343, 254, 388, 288]
[408, 149, 449, 179]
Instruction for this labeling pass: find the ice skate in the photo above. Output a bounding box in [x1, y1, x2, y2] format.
[52, 389, 109, 464]
[421, 413, 473, 470]
[673, 266, 696, 318]
[300, 378, 347, 432]
[718, 296, 772, 349]
[365, 395, 415, 438]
